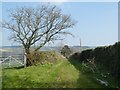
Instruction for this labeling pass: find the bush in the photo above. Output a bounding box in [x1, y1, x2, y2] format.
[61, 45, 72, 58]
[81, 59, 98, 74]
[27, 51, 66, 65]
[78, 42, 120, 86]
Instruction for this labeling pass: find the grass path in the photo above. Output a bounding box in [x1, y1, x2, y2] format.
[2, 59, 117, 88]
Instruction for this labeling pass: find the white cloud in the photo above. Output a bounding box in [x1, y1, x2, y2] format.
[47, 0, 68, 5]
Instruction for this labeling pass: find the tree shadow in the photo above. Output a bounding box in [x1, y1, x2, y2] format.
[68, 52, 82, 71]
[3, 65, 24, 69]
[68, 53, 111, 88]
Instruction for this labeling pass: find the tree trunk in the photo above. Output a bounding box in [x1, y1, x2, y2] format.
[25, 48, 32, 66]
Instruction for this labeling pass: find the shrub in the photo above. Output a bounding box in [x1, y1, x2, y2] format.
[27, 51, 66, 65]
[81, 58, 98, 74]
[61, 45, 72, 58]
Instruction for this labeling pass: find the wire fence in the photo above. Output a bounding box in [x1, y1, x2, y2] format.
[0, 47, 25, 68]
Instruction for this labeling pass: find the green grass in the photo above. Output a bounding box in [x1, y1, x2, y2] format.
[2, 51, 118, 88]
[2, 59, 118, 88]
[3, 60, 77, 88]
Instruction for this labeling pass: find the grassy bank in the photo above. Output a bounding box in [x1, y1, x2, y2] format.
[2, 51, 118, 88]
[2, 60, 117, 88]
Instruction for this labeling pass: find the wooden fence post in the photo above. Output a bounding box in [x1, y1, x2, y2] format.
[24, 53, 26, 68]
[9, 56, 11, 68]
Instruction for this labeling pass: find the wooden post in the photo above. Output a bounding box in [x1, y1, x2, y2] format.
[24, 53, 26, 67]
[80, 38, 82, 52]
[9, 56, 11, 68]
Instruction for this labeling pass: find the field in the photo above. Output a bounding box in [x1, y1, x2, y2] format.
[2, 51, 118, 88]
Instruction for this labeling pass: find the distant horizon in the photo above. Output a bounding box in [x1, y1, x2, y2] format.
[0, 41, 118, 47]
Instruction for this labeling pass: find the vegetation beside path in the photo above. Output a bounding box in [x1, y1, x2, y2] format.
[2, 51, 118, 88]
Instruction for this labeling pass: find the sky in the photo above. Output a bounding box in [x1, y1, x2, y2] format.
[1, 1, 118, 46]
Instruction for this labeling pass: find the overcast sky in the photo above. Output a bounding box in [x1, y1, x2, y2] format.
[1, 2, 118, 46]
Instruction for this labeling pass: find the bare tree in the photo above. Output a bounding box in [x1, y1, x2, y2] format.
[2, 4, 76, 66]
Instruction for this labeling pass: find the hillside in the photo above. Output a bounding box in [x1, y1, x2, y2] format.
[2, 51, 118, 88]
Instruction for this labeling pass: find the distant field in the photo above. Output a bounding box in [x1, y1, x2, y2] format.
[0, 45, 93, 62]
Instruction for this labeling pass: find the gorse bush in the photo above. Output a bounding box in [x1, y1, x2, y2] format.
[27, 51, 66, 65]
[27, 51, 43, 65]
[81, 59, 98, 74]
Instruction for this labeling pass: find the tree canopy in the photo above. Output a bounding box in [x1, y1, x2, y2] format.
[2, 4, 76, 66]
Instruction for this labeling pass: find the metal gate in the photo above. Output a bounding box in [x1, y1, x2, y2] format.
[0, 46, 25, 68]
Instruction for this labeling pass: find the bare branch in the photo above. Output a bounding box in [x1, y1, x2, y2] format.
[2, 4, 76, 53]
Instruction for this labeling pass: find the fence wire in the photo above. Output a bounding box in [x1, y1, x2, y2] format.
[0, 47, 24, 68]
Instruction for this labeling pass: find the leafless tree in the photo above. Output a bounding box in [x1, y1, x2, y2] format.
[2, 4, 76, 66]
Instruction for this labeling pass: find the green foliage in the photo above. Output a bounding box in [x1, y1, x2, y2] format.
[80, 58, 98, 74]
[69, 59, 118, 88]
[79, 42, 120, 86]
[61, 45, 72, 58]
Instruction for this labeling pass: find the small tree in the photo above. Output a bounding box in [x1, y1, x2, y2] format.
[61, 45, 72, 58]
[2, 4, 76, 66]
